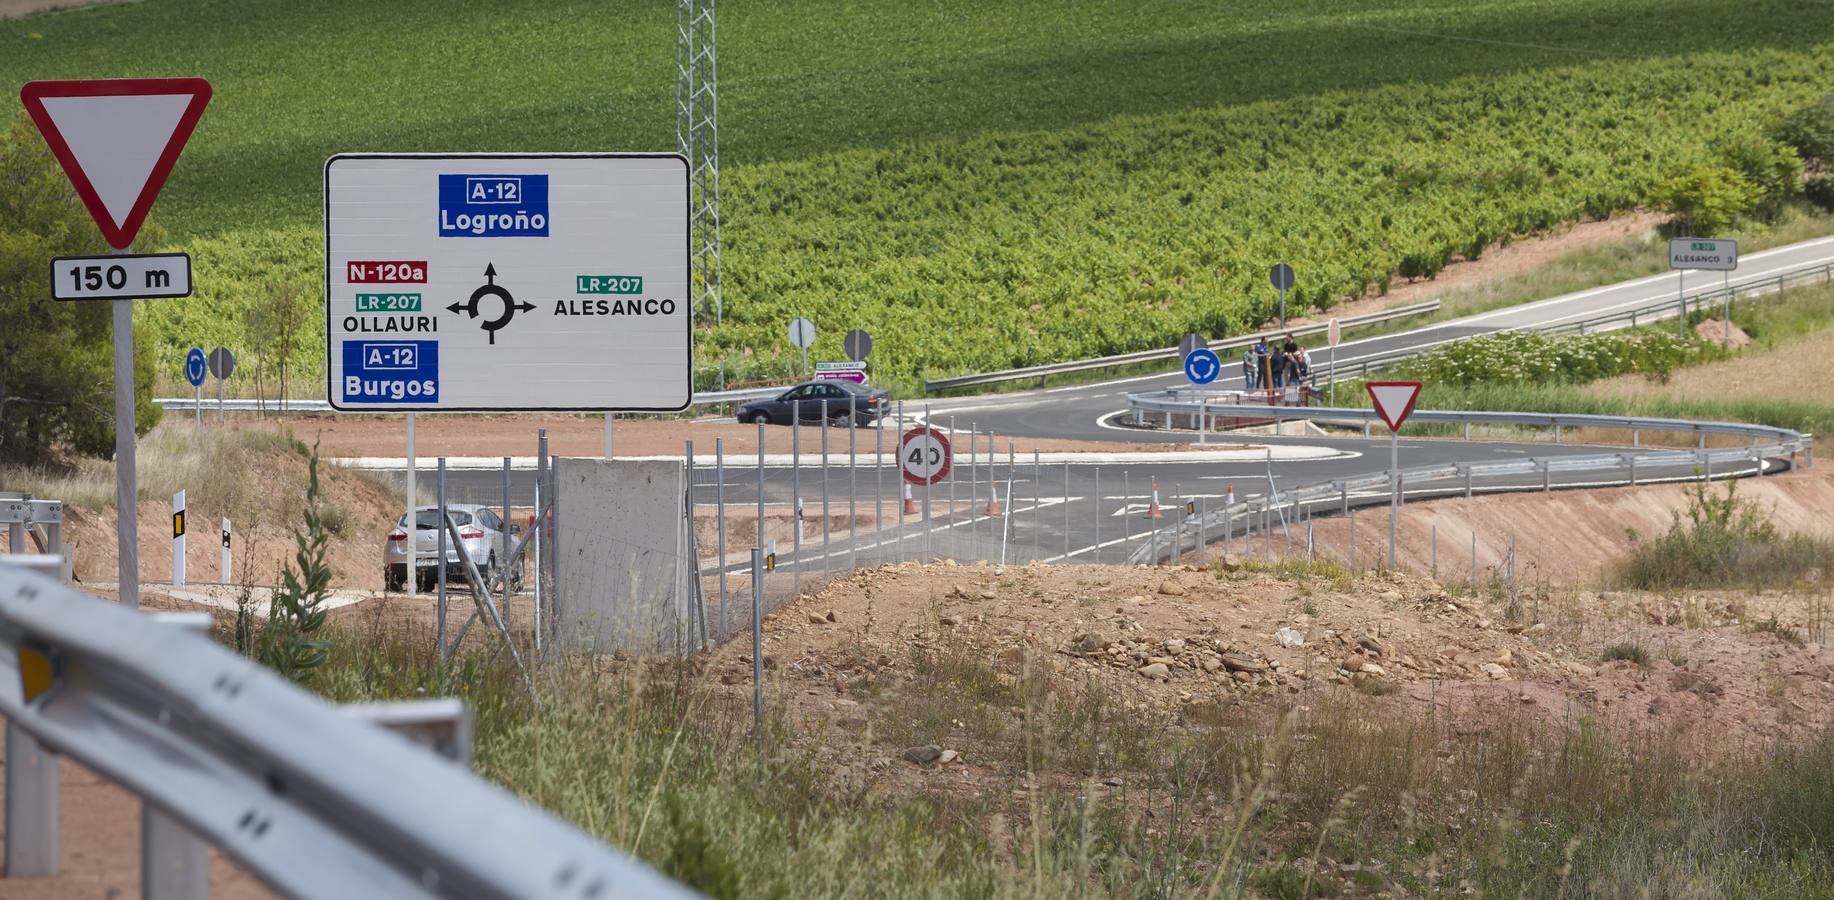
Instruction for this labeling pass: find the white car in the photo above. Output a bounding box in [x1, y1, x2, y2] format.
[384, 504, 522, 593]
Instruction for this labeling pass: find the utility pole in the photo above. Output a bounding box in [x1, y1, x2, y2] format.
[677, 0, 721, 328]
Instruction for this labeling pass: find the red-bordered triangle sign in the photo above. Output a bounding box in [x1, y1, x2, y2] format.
[1365, 381, 1422, 432]
[19, 78, 212, 249]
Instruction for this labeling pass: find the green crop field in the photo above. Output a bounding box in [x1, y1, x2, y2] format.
[3, 0, 1832, 393]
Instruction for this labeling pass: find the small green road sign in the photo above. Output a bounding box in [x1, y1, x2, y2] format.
[575, 275, 644, 295]
[355, 293, 423, 312]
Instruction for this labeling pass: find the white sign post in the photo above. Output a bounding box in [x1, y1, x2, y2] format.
[21, 77, 213, 610]
[1668, 238, 1738, 339]
[324, 154, 690, 411]
[171, 490, 186, 588]
[220, 518, 232, 584]
[1366, 381, 1422, 570]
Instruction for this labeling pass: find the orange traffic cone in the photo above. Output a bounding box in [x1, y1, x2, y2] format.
[1146, 478, 1164, 519]
[986, 484, 1003, 516]
[903, 483, 918, 515]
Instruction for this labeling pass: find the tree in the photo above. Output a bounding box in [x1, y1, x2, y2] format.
[1647, 166, 1761, 237]
[243, 275, 310, 412]
[0, 114, 162, 462]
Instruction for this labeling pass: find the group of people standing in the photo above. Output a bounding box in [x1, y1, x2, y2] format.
[1243, 333, 1308, 389]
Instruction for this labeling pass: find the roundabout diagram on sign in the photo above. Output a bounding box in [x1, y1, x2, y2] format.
[447, 262, 534, 344]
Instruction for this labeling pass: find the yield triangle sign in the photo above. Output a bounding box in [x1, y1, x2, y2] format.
[1365, 380, 1422, 432]
[19, 78, 212, 249]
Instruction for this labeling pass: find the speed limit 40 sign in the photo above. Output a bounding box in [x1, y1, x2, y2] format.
[900, 426, 952, 485]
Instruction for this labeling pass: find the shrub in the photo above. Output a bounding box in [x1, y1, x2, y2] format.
[1806, 176, 1834, 214]
[1614, 480, 1834, 591]
[1602, 642, 1649, 666]
[1777, 98, 1834, 164]
[1648, 166, 1763, 237]
[1385, 330, 1719, 387]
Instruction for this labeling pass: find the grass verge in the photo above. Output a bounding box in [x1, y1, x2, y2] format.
[294, 611, 1834, 898]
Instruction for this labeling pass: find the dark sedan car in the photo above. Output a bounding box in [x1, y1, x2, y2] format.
[736, 380, 889, 426]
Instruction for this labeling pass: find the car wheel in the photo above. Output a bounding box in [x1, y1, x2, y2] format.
[756, 411, 774, 426]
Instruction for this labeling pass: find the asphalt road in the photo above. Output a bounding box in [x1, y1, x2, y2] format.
[915, 233, 1834, 443]
[374, 233, 1832, 571]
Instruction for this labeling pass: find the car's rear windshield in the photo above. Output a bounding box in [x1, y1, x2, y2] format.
[401, 510, 472, 529]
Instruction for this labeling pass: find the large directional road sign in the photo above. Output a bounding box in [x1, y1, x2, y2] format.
[324, 153, 689, 411]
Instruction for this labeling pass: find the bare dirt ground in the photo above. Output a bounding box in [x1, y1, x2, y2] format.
[227, 415, 1251, 460]
[693, 558, 1834, 797]
[1586, 329, 1834, 406]
[47, 439, 406, 594]
[1288, 465, 1834, 588]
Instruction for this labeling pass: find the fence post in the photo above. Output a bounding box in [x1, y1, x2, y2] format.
[750, 548, 764, 730]
[1470, 530, 1477, 586]
[1032, 449, 1042, 560]
[3, 541, 60, 880]
[1541, 459, 1550, 492]
[1093, 467, 1102, 564]
[1196, 496, 1206, 566]
[1123, 470, 1132, 547]
[717, 439, 728, 640]
[969, 424, 979, 543]
[499, 457, 512, 626]
[1431, 524, 1438, 578]
[143, 614, 213, 900]
[1063, 461, 1072, 561]
[1554, 422, 1562, 444]
[1627, 454, 1637, 487]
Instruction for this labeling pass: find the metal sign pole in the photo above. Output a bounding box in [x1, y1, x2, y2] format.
[437, 457, 449, 659]
[112, 281, 139, 607]
[501, 457, 512, 626]
[924, 404, 934, 562]
[1677, 269, 1686, 337]
[848, 397, 857, 572]
[1388, 427, 1399, 569]
[821, 400, 831, 576]
[792, 400, 802, 596]
[406, 413, 417, 601]
[604, 413, 614, 460]
[1279, 284, 1287, 330]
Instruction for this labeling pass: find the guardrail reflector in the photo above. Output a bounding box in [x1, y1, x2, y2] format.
[20, 643, 55, 703]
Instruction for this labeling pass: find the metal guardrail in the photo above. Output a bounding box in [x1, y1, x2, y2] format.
[1119, 396, 1814, 565]
[920, 300, 1441, 393]
[156, 385, 783, 413]
[0, 562, 700, 899]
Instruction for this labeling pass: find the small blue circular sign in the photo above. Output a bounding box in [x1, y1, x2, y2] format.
[184, 347, 207, 388]
[1183, 348, 1222, 385]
